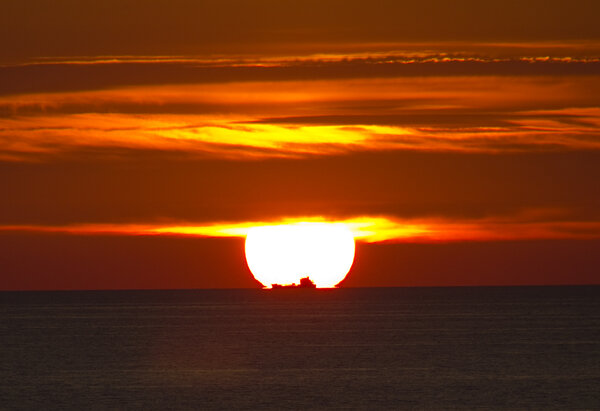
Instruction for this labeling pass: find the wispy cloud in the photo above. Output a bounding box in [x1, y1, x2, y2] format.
[2, 71, 600, 161]
[2, 45, 600, 94]
[2, 211, 599, 243]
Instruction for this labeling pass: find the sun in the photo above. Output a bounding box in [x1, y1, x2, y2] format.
[245, 222, 355, 288]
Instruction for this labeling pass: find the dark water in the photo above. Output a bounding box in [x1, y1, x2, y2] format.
[1, 286, 599, 410]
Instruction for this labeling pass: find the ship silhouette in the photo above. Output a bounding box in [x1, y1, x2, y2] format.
[271, 276, 317, 289]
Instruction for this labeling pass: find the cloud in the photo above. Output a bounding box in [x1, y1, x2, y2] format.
[1, 71, 600, 161]
[2, 111, 600, 161]
[2, 211, 599, 243]
[1, 47, 598, 238]
[2, 51, 600, 95]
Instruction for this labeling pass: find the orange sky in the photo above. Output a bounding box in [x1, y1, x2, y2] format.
[1, 1, 599, 289]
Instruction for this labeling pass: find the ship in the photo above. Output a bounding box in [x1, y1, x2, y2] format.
[271, 276, 317, 289]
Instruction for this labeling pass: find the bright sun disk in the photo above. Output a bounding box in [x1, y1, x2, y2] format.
[244, 222, 355, 288]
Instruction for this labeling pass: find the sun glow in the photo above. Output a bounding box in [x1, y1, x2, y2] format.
[244, 222, 355, 288]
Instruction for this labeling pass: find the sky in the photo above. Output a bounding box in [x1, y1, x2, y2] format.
[1, 0, 599, 289]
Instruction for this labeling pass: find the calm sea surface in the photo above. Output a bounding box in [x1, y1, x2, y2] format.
[1, 286, 599, 410]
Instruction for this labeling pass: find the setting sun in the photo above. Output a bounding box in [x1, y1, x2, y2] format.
[245, 222, 355, 288]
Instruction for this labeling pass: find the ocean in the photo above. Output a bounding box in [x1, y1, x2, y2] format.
[1, 286, 599, 410]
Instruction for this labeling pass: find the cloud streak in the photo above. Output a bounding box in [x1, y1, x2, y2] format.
[3, 111, 599, 162]
[1, 69, 600, 161]
[2, 50, 600, 95]
[2, 211, 599, 243]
